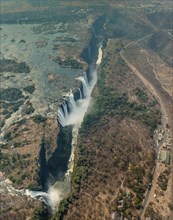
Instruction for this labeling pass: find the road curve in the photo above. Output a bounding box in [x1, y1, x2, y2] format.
[120, 36, 173, 219]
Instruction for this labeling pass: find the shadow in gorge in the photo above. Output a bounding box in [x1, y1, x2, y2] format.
[47, 125, 72, 181]
[39, 139, 49, 191]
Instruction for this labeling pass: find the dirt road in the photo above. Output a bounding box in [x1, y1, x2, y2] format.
[120, 36, 173, 219]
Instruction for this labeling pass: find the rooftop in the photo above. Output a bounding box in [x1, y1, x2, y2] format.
[160, 150, 170, 164]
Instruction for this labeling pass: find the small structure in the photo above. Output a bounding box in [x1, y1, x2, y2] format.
[160, 150, 170, 164]
[158, 133, 163, 141]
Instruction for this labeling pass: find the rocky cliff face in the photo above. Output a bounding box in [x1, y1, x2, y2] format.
[81, 14, 106, 65]
[0, 4, 105, 219]
[0, 6, 101, 187]
[45, 13, 106, 185]
[39, 139, 49, 191]
[62, 37, 161, 220]
[47, 126, 72, 179]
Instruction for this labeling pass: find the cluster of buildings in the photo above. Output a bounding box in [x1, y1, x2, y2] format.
[157, 128, 171, 165]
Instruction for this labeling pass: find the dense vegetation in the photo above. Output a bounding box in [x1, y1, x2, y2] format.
[158, 168, 170, 191]
[31, 203, 49, 220]
[32, 114, 47, 123]
[53, 57, 83, 69]
[0, 88, 24, 102]
[0, 88, 26, 125]
[0, 59, 31, 73]
[0, 150, 37, 186]
[81, 70, 160, 135]
[23, 85, 35, 94]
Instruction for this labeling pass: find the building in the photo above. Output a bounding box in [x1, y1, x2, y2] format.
[160, 150, 170, 164]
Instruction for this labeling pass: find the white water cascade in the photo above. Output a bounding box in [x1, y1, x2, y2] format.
[27, 45, 103, 211]
[78, 88, 82, 99]
[53, 45, 102, 204]
[58, 57, 100, 127]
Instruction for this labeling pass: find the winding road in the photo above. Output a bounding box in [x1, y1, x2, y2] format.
[120, 34, 173, 219]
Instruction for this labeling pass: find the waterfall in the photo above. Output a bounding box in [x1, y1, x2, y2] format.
[25, 190, 51, 207]
[57, 108, 66, 127]
[63, 103, 68, 117]
[68, 90, 77, 112]
[78, 88, 82, 99]
[80, 75, 90, 98]
[28, 45, 103, 212]
[57, 43, 103, 144]
[58, 70, 94, 127]
[83, 72, 89, 85]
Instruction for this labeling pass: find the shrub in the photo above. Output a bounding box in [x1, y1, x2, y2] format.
[32, 204, 49, 220]
[32, 114, 47, 123]
[23, 85, 35, 94]
[4, 131, 12, 141]
[22, 101, 35, 115]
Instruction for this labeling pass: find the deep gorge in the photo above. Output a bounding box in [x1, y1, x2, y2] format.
[35, 14, 106, 214]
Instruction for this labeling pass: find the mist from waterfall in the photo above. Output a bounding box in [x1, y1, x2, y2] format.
[58, 71, 96, 126]
[27, 46, 103, 212]
[49, 45, 103, 210]
[58, 46, 103, 127]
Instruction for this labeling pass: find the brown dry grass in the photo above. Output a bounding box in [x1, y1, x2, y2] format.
[1, 117, 59, 189]
[123, 40, 172, 219]
[64, 39, 158, 219]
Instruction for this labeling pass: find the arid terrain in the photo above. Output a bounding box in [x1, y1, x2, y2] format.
[60, 38, 162, 220]
[55, 3, 173, 220]
[0, 1, 172, 220]
[121, 30, 173, 219]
